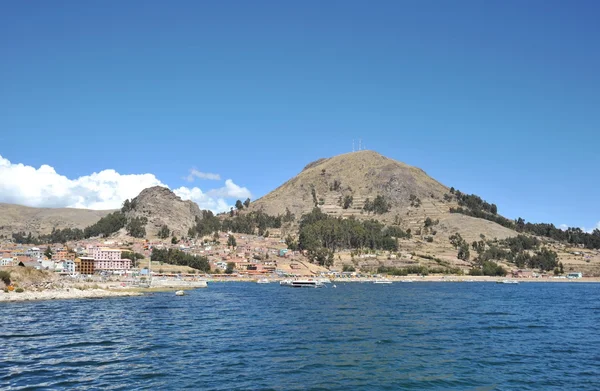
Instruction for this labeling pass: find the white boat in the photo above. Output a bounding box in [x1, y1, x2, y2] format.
[498, 279, 519, 284]
[401, 279, 414, 283]
[373, 278, 393, 284]
[257, 278, 270, 284]
[175, 290, 185, 296]
[280, 279, 324, 288]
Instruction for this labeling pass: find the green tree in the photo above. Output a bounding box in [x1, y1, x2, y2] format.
[227, 234, 237, 248]
[490, 204, 498, 215]
[0, 270, 11, 285]
[225, 262, 235, 274]
[121, 199, 132, 213]
[235, 200, 244, 210]
[243, 198, 251, 208]
[283, 207, 295, 222]
[126, 217, 147, 238]
[424, 217, 433, 227]
[171, 236, 179, 244]
[44, 246, 53, 259]
[121, 251, 145, 268]
[285, 235, 299, 251]
[158, 225, 170, 239]
[342, 195, 353, 209]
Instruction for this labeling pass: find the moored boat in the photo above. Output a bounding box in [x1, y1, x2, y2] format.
[373, 278, 392, 284]
[280, 279, 324, 288]
[257, 278, 270, 284]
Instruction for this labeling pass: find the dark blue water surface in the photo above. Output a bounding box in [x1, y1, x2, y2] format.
[2, 282, 600, 390]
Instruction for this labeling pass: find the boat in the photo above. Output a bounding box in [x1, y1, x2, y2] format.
[497, 279, 519, 284]
[280, 279, 324, 288]
[373, 278, 393, 284]
[175, 290, 185, 296]
[257, 278, 270, 284]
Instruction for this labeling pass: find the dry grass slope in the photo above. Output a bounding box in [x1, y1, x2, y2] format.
[0, 203, 114, 236]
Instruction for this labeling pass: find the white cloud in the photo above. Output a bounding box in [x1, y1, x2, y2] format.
[559, 221, 600, 233]
[207, 179, 252, 200]
[185, 169, 221, 182]
[0, 155, 251, 213]
[173, 187, 231, 212]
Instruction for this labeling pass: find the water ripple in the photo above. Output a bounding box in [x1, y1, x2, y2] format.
[1, 282, 599, 390]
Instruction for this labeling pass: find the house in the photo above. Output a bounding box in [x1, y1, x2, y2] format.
[62, 260, 76, 274]
[26, 247, 43, 259]
[567, 272, 583, 279]
[0, 257, 15, 267]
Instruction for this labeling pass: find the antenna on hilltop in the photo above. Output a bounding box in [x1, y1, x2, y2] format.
[352, 139, 355, 152]
[359, 138, 362, 151]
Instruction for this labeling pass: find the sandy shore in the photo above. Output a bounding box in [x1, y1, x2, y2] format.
[0, 288, 143, 302]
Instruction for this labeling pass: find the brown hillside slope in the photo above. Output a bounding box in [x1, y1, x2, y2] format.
[249, 150, 516, 241]
[0, 203, 113, 236]
[124, 186, 202, 238]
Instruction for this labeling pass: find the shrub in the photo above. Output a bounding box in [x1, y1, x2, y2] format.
[0, 270, 11, 285]
[15, 287, 24, 293]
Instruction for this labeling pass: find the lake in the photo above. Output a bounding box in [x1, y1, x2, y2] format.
[1, 282, 599, 390]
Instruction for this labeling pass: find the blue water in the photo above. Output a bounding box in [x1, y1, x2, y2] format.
[1, 282, 600, 390]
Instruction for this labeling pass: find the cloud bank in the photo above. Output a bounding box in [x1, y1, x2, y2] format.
[0, 155, 251, 213]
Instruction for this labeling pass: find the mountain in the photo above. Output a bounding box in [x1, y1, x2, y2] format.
[0, 203, 113, 237]
[249, 150, 516, 242]
[124, 186, 202, 238]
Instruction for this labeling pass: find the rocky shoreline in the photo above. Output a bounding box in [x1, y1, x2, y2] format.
[0, 288, 143, 302]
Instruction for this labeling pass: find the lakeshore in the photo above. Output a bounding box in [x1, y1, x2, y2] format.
[3, 272, 600, 303]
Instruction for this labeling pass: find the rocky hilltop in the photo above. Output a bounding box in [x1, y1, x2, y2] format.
[124, 186, 202, 238]
[0, 203, 113, 237]
[249, 150, 515, 242]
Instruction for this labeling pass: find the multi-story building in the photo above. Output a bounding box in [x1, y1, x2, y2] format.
[93, 258, 132, 272]
[89, 247, 132, 273]
[91, 247, 122, 261]
[54, 249, 68, 260]
[78, 257, 95, 275]
[26, 247, 43, 259]
[62, 260, 76, 274]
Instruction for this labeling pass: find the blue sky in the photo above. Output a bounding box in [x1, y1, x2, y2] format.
[0, 0, 598, 230]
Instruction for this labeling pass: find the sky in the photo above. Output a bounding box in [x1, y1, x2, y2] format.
[1, 0, 598, 231]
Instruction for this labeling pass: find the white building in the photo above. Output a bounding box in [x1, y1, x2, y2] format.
[1, 257, 15, 267]
[62, 260, 76, 274]
[26, 247, 42, 259]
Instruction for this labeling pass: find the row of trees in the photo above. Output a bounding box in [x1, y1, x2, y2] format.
[295, 208, 411, 267]
[448, 188, 600, 250]
[150, 248, 210, 272]
[190, 209, 285, 239]
[467, 234, 560, 272]
[234, 198, 251, 211]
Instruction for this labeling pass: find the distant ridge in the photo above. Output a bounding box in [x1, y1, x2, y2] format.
[0, 203, 114, 237]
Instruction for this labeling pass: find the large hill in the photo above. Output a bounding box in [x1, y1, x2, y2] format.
[249, 150, 516, 242]
[123, 186, 203, 238]
[0, 203, 113, 237]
